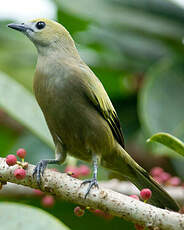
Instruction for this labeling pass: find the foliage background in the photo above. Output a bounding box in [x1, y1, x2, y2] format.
[0, 0, 184, 229]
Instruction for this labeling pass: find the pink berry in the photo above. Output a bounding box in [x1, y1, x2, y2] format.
[140, 188, 152, 201]
[16, 148, 26, 158]
[129, 195, 140, 200]
[6, 154, 17, 166]
[150, 167, 163, 177]
[41, 195, 55, 208]
[78, 165, 90, 176]
[160, 172, 171, 183]
[168, 177, 181, 186]
[34, 189, 44, 196]
[14, 168, 26, 180]
[65, 166, 80, 178]
[74, 206, 85, 217]
[92, 209, 104, 217]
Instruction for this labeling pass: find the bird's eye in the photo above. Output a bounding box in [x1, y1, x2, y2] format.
[36, 21, 46, 30]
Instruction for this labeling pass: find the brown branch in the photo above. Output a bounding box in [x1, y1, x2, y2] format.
[0, 157, 183, 230]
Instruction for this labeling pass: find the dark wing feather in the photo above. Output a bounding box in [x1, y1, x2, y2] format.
[91, 93, 125, 149]
[77, 65, 125, 148]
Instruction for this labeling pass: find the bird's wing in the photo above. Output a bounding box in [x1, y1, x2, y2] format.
[82, 69, 125, 149]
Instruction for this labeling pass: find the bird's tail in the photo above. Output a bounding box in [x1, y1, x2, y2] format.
[101, 144, 179, 211]
[130, 164, 179, 211]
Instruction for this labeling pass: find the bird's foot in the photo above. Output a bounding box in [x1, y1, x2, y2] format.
[81, 178, 99, 199]
[33, 160, 48, 187]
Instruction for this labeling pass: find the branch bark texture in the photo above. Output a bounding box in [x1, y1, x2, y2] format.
[0, 157, 183, 230]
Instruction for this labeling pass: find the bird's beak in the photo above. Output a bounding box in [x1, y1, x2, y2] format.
[8, 23, 32, 33]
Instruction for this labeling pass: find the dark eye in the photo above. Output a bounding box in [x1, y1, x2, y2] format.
[36, 21, 46, 30]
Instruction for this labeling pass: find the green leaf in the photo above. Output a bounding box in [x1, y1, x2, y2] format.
[55, 0, 184, 37]
[147, 132, 184, 157]
[138, 57, 184, 149]
[55, 0, 184, 44]
[0, 202, 70, 230]
[0, 71, 53, 149]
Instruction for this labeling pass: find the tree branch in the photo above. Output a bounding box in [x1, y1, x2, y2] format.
[0, 157, 183, 230]
[1, 180, 184, 204]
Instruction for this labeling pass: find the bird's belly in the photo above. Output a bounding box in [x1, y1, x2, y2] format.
[44, 100, 115, 161]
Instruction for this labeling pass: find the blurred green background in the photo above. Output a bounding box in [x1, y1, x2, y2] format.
[0, 0, 184, 229]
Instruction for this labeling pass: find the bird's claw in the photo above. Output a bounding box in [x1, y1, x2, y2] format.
[33, 160, 48, 187]
[81, 178, 99, 199]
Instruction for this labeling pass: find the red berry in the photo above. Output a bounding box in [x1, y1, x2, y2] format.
[150, 167, 163, 177]
[6, 154, 17, 166]
[129, 195, 140, 200]
[41, 195, 55, 208]
[160, 172, 171, 183]
[140, 188, 152, 201]
[34, 189, 44, 196]
[16, 148, 26, 158]
[14, 168, 26, 180]
[168, 177, 181, 186]
[78, 165, 90, 176]
[65, 166, 80, 178]
[74, 206, 85, 217]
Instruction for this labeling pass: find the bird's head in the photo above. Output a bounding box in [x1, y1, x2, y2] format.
[8, 18, 76, 56]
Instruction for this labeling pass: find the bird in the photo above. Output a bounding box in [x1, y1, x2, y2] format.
[8, 18, 179, 211]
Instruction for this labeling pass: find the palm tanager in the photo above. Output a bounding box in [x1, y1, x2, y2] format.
[8, 19, 179, 211]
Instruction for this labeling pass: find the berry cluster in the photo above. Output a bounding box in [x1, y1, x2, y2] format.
[150, 167, 181, 186]
[6, 148, 27, 180]
[65, 165, 90, 178]
[73, 206, 113, 220]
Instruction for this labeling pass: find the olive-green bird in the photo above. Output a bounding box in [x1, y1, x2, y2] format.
[8, 19, 179, 211]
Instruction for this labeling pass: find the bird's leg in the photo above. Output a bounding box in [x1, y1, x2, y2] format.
[33, 142, 66, 186]
[81, 154, 99, 198]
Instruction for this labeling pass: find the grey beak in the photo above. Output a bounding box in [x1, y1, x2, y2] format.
[8, 23, 31, 32]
